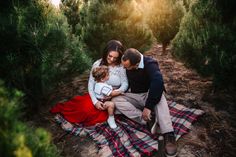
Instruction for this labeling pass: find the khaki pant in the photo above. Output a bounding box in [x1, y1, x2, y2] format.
[112, 92, 173, 134]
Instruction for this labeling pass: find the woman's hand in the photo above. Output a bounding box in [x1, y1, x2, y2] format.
[95, 101, 105, 110]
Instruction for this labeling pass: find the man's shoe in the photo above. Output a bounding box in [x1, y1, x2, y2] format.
[164, 132, 177, 157]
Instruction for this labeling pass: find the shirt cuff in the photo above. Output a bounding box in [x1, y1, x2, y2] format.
[93, 99, 98, 106]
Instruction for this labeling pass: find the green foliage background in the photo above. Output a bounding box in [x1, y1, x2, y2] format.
[78, 0, 153, 59]
[0, 81, 59, 157]
[0, 0, 236, 156]
[146, 0, 185, 53]
[171, 0, 236, 89]
[0, 0, 91, 111]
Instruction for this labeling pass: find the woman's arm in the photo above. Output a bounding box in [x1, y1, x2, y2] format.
[116, 66, 128, 92]
[108, 66, 128, 97]
[88, 59, 101, 105]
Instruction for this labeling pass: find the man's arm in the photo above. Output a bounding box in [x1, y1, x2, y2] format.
[145, 60, 164, 110]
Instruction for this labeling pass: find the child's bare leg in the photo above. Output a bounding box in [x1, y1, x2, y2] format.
[104, 101, 115, 116]
[104, 101, 117, 129]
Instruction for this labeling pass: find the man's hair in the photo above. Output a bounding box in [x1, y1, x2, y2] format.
[92, 65, 109, 82]
[122, 48, 141, 65]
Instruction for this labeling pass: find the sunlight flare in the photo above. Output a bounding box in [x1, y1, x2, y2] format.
[50, 0, 61, 8]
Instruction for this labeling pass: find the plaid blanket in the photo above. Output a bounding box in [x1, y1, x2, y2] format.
[54, 102, 204, 157]
[168, 102, 204, 140]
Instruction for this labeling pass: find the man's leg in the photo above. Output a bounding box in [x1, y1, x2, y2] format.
[154, 94, 174, 134]
[153, 94, 177, 157]
[112, 93, 146, 124]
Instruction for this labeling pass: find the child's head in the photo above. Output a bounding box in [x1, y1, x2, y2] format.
[92, 65, 109, 82]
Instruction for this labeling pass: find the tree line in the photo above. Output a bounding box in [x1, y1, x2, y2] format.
[0, 0, 235, 156]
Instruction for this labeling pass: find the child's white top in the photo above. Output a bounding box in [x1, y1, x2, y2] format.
[94, 82, 113, 100]
[88, 59, 128, 105]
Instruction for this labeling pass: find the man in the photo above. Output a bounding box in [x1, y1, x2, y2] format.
[112, 48, 177, 157]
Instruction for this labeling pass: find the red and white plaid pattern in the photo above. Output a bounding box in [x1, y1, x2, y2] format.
[54, 102, 204, 156]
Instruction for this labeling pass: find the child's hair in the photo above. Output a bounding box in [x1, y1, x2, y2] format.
[92, 65, 109, 82]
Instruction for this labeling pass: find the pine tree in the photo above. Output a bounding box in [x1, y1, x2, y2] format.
[0, 81, 59, 157]
[146, 0, 184, 54]
[182, 0, 192, 11]
[0, 0, 91, 111]
[171, 0, 236, 89]
[78, 0, 153, 59]
[61, 0, 81, 34]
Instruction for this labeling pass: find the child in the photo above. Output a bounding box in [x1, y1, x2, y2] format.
[92, 65, 117, 129]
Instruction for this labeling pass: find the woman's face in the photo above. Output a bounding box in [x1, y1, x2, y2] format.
[106, 51, 119, 65]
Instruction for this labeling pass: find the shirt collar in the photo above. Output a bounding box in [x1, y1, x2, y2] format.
[138, 53, 144, 69]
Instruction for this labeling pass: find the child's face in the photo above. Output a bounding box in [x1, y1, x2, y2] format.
[102, 73, 109, 82]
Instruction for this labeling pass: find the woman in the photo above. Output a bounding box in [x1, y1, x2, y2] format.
[50, 40, 128, 126]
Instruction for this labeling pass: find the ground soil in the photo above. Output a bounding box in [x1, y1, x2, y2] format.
[32, 44, 236, 157]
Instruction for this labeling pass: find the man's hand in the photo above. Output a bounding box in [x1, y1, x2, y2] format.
[95, 101, 105, 110]
[142, 107, 152, 121]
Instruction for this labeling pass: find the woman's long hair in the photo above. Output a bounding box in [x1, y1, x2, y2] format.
[100, 40, 125, 66]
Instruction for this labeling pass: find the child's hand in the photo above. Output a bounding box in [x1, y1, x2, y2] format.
[95, 101, 105, 110]
[103, 96, 112, 100]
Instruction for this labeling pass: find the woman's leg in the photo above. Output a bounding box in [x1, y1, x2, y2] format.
[50, 93, 108, 126]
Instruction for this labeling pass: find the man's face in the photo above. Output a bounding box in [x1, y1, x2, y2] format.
[122, 60, 139, 70]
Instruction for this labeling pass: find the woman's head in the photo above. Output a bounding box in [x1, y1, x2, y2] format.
[100, 40, 125, 66]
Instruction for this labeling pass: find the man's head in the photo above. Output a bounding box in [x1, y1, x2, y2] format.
[121, 48, 141, 70]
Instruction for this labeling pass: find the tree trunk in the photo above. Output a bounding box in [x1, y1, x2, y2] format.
[162, 42, 168, 55]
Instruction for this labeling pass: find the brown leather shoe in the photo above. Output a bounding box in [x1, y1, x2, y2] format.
[164, 132, 177, 157]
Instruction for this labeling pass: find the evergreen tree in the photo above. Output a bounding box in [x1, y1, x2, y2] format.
[61, 0, 81, 34]
[171, 0, 236, 89]
[0, 0, 91, 111]
[146, 0, 184, 54]
[78, 0, 153, 59]
[182, 0, 193, 11]
[0, 81, 59, 157]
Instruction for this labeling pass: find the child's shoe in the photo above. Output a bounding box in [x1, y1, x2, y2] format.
[107, 115, 117, 129]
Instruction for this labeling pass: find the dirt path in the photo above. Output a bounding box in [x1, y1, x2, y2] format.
[34, 44, 236, 157]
